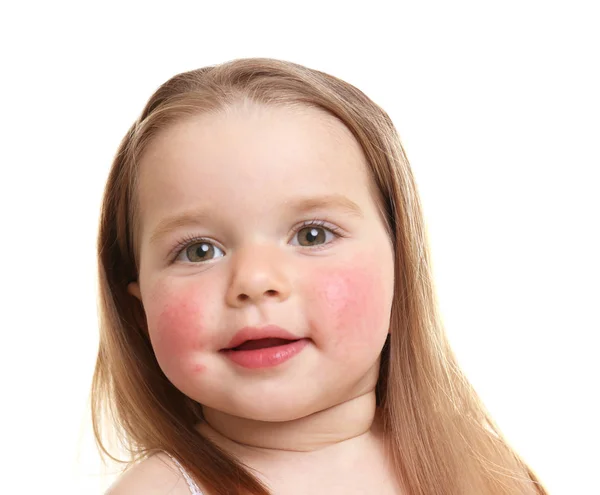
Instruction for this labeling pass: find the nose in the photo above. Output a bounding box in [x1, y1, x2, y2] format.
[225, 242, 292, 308]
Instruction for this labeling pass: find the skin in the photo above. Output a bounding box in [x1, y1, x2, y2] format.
[126, 102, 400, 493]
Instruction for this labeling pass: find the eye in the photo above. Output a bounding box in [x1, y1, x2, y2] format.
[175, 241, 224, 263]
[171, 220, 343, 264]
[290, 222, 340, 247]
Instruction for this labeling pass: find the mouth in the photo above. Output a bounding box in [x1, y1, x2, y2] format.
[230, 337, 299, 351]
[223, 324, 302, 350]
[221, 336, 309, 369]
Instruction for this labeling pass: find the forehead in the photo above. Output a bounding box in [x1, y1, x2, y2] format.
[136, 103, 377, 234]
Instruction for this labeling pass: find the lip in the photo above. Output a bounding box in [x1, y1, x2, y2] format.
[223, 325, 301, 350]
[222, 339, 309, 369]
[221, 325, 308, 369]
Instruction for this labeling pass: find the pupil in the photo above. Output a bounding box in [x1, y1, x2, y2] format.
[187, 243, 212, 261]
[302, 227, 324, 245]
[198, 244, 209, 256]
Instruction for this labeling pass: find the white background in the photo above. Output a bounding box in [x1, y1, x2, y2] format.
[1, 1, 598, 494]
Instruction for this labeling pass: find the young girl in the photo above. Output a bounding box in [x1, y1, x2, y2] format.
[92, 57, 546, 495]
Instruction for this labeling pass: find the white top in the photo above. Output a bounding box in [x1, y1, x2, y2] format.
[166, 453, 204, 495]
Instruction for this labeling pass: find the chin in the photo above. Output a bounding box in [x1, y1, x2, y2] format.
[217, 387, 333, 423]
[236, 398, 321, 423]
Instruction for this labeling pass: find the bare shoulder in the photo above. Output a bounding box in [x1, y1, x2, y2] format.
[105, 452, 195, 495]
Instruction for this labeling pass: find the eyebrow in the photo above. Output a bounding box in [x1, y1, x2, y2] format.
[148, 194, 363, 245]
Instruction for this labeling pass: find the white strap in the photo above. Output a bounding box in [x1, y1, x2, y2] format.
[166, 453, 204, 495]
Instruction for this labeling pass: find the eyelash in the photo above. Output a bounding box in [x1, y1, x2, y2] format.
[169, 219, 346, 263]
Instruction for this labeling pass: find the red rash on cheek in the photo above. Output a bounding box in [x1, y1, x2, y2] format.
[148, 295, 207, 372]
[309, 259, 390, 353]
[191, 363, 207, 373]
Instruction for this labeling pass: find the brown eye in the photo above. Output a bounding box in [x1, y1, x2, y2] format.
[294, 226, 333, 247]
[183, 242, 223, 262]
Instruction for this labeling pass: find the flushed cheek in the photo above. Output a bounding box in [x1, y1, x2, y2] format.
[307, 260, 392, 357]
[144, 287, 211, 377]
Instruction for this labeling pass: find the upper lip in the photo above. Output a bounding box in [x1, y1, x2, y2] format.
[223, 325, 301, 350]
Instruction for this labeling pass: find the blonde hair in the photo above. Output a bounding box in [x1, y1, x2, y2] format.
[92, 57, 546, 494]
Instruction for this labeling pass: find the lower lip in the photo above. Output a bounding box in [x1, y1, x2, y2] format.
[221, 339, 309, 369]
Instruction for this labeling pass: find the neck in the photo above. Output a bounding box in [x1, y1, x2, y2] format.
[198, 391, 381, 455]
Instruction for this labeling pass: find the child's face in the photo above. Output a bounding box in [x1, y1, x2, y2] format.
[129, 103, 395, 421]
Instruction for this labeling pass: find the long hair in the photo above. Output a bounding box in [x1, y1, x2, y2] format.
[92, 57, 546, 494]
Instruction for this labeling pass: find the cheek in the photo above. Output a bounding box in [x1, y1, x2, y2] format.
[144, 285, 210, 374]
[307, 256, 392, 355]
